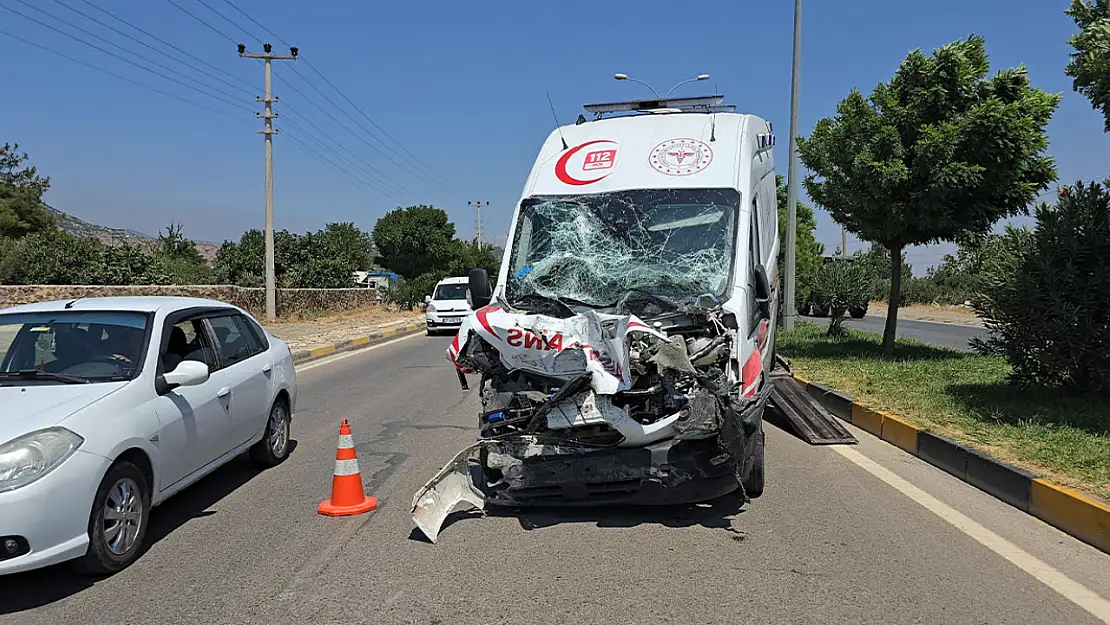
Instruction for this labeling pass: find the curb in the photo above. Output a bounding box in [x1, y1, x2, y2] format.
[793, 375, 1110, 555]
[290, 321, 427, 366]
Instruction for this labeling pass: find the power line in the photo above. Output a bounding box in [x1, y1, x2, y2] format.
[273, 70, 411, 195]
[282, 128, 405, 201]
[216, 0, 464, 194]
[0, 28, 244, 120]
[162, 0, 238, 44]
[48, 0, 255, 100]
[1, 2, 250, 112]
[193, 0, 261, 44]
[280, 116, 408, 200]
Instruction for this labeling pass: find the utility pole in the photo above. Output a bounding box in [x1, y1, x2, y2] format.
[468, 201, 488, 249]
[783, 0, 802, 331]
[239, 42, 298, 322]
[841, 224, 848, 259]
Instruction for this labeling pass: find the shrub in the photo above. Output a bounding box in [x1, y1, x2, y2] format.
[0, 229, 102, 284]
[973, 180, 1110, 395]
[810, 260, 871, 335]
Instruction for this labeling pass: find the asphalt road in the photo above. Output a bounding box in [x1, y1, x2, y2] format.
[3, 336, 1109, 625]
[801, 314, 988, 351]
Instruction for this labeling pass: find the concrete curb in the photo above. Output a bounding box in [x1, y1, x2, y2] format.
[793, 374, 1110, 555]
[289, 321, 427, 365]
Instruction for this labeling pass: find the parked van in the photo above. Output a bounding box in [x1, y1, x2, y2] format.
[413, 94, 781, 542]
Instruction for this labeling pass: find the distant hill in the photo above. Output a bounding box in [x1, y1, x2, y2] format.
[45, 204, 220, 262]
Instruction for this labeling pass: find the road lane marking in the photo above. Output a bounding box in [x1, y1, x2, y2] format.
[832, 446, 1110, 623]
[296, 332, 423, 372]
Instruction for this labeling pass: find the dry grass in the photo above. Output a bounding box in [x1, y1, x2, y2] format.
[779, 323, 1110, 502]
[264, 305, 422, 350]
[867, 301, 985, 328]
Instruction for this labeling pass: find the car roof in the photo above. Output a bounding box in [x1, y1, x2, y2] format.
[436, 277, 469, 285]
[0, 296, 245, 316]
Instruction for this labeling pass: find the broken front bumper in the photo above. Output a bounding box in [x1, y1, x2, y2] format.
[411, 383, 770, 543]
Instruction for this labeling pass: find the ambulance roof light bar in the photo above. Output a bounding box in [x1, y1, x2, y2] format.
[583, 95, 732, 119]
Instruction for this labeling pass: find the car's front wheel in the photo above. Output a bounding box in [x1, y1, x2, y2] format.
[250, 398, 292, 467]
[72, 460, 150, 576]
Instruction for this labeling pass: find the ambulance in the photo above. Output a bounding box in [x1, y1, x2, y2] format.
[412, 94, 781, 543]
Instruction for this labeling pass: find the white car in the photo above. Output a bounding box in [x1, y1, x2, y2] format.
[0, 297, 297, 575]
[424, 276, 472, 335]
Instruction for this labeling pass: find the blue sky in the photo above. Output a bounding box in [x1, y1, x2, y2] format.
[2, 0, 1106, 273]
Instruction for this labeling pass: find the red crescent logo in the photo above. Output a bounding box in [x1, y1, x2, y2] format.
[555, 140, 617, 186]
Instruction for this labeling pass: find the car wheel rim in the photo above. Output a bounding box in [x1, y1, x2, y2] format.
[103, 477, 143, 556]
[269, 404, 289, 457]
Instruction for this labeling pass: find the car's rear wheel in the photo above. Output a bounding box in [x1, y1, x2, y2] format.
[742, 427, 765, 498]
[251, 398, 292, 467]
[71, 461, 150, 576]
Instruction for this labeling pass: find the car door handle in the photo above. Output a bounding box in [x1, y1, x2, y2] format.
[217, 387, 230, 398]
[262, 363, 272, 373]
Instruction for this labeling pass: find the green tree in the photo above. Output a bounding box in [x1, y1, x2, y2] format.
[797, 35, 1060, 353]
[1066, 0, 1110, 130]
[0, 143, 55, 239]
[810, 260, 871, 336]
[0, 230, 102, 285]
[973, 181, 1110, 395]
[151, 222, 212, 284]
[372, 205, 457, 279]
[314, 222, 374, 271]
[449, 239, 501, 278]
[775, 175, 825, 310]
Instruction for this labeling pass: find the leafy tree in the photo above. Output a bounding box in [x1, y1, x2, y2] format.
[449, 239, 501, 278]
[313, 222, 374, 271]
[372, 205, 457, 279]
[973, 181, 1110, 395]
[776, 174, 824, 310]
[1066, 0, 1110, 131]
[0, 230, 102, 285]
[0, 143, 55, 238]
[94, 243, 156, 285]
[810, 260, 871, 335]
[151, 222, 211, 284]
[798, 35, 1060, 353]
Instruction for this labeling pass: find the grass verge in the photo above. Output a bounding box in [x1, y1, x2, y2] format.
[777, 323, 1110, 501]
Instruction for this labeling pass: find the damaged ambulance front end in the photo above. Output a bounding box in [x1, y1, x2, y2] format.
[411, 106, 780, 543]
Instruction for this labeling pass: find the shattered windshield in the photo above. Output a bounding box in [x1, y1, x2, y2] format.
[505, 188, 740, 309]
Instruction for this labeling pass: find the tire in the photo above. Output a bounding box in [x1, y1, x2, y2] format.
[849, 307, 867, 319]
[250, 397, 292, 467]
[742, 427, 766, 498]
[71, 461, 151, 576]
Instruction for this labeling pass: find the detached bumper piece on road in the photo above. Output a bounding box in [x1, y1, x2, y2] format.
[411, 383, 771, 544]
[767, 361, 857, 445]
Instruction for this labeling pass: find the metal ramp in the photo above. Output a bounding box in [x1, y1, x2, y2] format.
[767, 358, 857, 446]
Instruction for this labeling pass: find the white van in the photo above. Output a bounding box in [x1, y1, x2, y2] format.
[413, 95, 781, 542]
[424, 276, 472, 335]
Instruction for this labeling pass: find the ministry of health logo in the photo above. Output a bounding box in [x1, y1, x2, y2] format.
[649, 138, 713, 176]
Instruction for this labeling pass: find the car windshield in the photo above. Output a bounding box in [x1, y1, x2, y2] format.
[433, 283, 469, 301]
[0, 310, 150, 385]
[505, 188, 740, 309]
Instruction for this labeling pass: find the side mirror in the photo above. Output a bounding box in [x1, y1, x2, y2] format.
[424, 295, 432, 303]
[157, 360, 210, 395]
[468, 268, 492, 309]
[754, 264, 772, 319]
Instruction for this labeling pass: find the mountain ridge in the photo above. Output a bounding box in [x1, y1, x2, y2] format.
[44, 204, 220, 261]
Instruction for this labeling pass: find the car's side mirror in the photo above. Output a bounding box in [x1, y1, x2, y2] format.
[754, 264, 772, 319]
[468, 268, 492, 309]
[156, 360, 210, 395]
[424, 295, 432, 303]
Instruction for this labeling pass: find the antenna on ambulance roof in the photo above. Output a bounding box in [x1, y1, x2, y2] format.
[546, 92, 570, 150]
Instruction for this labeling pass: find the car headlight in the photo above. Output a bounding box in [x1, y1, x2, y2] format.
[0, 427, 84, 493]
[426, 304, 437, 313]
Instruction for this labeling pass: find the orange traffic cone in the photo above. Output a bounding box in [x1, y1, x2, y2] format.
[317, 419, 378, 517]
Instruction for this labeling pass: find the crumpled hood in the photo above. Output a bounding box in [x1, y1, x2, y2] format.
[0, 383, 124, 444]
[445, 304, 666, 394]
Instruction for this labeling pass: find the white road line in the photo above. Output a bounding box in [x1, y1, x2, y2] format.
[295, 333, 423, 372]
[832, 446, 1110, 623]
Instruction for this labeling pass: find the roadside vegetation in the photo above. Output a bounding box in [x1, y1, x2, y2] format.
[0, 142, 498, 301]
[781, 15, 1110, 502]
[779, 324, 1110, 501]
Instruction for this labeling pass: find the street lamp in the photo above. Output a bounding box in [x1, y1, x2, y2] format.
[665, 74, 710, 97]
[613, 73, 659, 98]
